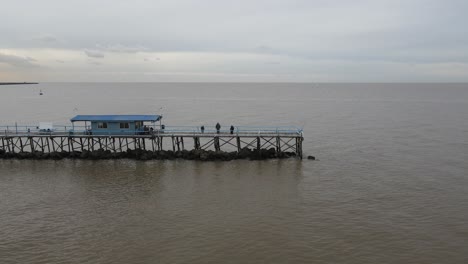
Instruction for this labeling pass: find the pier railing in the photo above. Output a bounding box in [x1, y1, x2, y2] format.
[0, 124, 302, 136]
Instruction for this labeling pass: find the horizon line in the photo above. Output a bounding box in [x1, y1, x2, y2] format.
[2, 81, 468, 84]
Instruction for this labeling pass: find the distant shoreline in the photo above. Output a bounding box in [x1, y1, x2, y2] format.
[0, 82, 38, 85]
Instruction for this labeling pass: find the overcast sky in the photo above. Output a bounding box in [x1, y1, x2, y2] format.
[1, 0, 467, 82]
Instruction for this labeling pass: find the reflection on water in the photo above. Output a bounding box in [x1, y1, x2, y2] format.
[0, 159, 306, 264]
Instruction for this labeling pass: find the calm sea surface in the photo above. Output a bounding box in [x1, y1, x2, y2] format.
[1, 83, 468, 263]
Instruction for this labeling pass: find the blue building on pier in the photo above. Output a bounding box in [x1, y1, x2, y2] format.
[70, 115, 162, 135]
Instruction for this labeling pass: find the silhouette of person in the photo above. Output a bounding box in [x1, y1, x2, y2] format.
[230, 125, 234, 134]
[215, 122, 221, 133]
[201, 125, 205, 133]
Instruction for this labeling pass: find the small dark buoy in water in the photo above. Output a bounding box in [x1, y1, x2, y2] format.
[307, 155, 316, 160]
[39, 90, 43, 95]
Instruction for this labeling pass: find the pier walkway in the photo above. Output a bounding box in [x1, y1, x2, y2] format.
[0, 125, 304, 159]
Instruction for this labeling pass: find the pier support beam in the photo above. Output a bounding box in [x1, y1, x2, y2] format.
[296, 137, 303, 159]
[171, 136, 176, 152]
[0, 133, 306, 160]
[194, 137, 200, 150]
[214, 136, 220, 152]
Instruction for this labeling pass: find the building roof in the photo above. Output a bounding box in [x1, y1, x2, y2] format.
[71, 115, 162, 122]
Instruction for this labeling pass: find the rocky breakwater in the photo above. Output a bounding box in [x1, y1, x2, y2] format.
[0, 148, 298, 161]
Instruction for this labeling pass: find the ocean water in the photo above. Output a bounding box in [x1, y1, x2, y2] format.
[1, 83, 468, 263]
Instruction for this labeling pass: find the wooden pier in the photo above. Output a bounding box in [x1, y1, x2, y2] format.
[0, 82, 38, 85]
[1, 115, 304, 160]
[0, 131, 304, 159]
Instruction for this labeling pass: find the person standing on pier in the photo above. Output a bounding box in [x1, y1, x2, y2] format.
[230, 125, 234, 134]
[201, 125, 205, 133]
[216, 123, 221, 133]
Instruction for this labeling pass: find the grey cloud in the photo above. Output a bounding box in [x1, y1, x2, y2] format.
[84, 44, 147, 58]
[253, 45, 276, 54]
[88, 60, 102, 66]
[84, 50, 105, 58]
[144, 57, 160, 62]
[0, 53, 39, 67]
[35, 34, 60, 43]
[97, 44, 149, 53]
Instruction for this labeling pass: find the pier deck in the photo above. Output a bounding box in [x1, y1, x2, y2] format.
[0, 125, 304, 159]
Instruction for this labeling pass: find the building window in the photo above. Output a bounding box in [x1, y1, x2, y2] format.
[120, 123, 130, 129]
[97, 122, 108, 129]
[135, 121, 143, 129]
